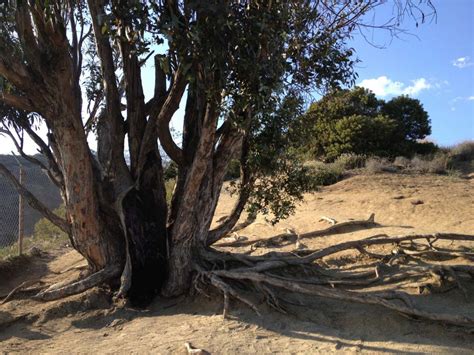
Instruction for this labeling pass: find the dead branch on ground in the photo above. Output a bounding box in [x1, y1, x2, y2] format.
[216, 213, 377, 249]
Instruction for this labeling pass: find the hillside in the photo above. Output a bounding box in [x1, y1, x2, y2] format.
[0, 155, 62, 247]
[0, 172, 473, 353]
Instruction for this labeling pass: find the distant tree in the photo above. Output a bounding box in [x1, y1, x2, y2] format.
[294, 87, 433, 160]
[381, 95, 432, 154]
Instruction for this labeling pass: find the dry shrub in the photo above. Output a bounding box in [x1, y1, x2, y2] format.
[334, 153, 367, 170]
[365, 157, 397, 174]
[409, 154, 448, 174]
[449, 141, 474, 162]
[427, 154, 449, 173]
[393, 156, 410, 169]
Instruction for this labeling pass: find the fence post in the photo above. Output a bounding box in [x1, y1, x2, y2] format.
[18, 164, 24, 255]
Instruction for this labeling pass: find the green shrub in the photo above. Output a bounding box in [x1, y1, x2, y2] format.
[295, 87, 433, 161]
[306, 163, 345, 188]
[411, 141, 439, 156]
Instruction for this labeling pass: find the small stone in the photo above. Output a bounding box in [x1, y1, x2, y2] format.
[410, 199, 424, 205]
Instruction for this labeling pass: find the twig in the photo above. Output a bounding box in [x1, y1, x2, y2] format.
[319, 216, 337, 225]
[216, 214, 377, 248]
[184, 342, 208, 355]
[1, 280, 41, 304]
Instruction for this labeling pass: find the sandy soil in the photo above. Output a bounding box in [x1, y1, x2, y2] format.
[1, 172, 473, 354]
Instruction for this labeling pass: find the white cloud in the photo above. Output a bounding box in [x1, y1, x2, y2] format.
[452, 57, 474, 69]
[449, 96, 474, 112]
[358, 76, 432, 97]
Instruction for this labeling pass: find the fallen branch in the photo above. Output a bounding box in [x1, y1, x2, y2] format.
[1, 280, 42, 304]
[215, 214, 377, 249]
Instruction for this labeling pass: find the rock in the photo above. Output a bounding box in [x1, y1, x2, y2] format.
[410, 199, 424, 205]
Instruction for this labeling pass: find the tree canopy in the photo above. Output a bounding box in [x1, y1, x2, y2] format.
[293, 87, 433, 160]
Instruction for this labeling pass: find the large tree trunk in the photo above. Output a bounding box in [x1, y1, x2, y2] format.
[50, 109, 124, 272]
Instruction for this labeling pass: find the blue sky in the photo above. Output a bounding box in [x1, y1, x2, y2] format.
[352, 0, 473, 146]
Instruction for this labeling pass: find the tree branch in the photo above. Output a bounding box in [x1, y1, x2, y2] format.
[0, 162, 71, 235]
[139, 65, 187, 171]
[0, 58, 31, 95]
[207, 129, 252, 245]
[0, 92, 36, 113]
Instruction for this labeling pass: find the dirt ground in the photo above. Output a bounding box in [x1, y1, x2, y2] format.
[1, 172, 473, 354]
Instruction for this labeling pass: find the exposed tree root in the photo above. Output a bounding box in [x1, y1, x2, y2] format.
[13, 217, 472, 331]
[34, 265, 121, 301]
[206, 269, 474, 327]
[200, 230, 474, 328]
[200, 266, 260, 318]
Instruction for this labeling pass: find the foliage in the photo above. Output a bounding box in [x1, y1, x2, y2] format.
[293, 87, 433, 160]
[306, 163, 345, 188]
[163, 161, 178, 181]
[381, 95, 431, 142]
[224, 159, 241, 181]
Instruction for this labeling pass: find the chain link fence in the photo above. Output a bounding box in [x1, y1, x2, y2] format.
[0, 155, 62, 259]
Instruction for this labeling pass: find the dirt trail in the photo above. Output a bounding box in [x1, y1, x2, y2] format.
[1, 173, 473, 354]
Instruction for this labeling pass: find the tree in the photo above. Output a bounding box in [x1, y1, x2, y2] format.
[382, 95, 432, 154]
[294, 87, 432, 160]
[3, 0, 460, 323]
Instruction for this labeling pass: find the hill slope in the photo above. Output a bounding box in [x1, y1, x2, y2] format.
[0, 172, 473, 353]
[0, 155, 62, 247]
